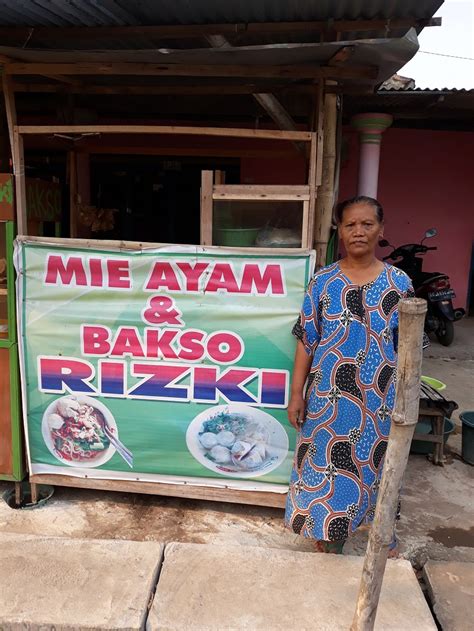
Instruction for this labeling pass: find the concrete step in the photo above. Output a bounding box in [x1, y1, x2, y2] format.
[0, 532, 163, 630]
[423, 560, 474, 631]
[148, 542, 436, 631]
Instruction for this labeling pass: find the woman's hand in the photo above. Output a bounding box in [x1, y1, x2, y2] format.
[287, 392, 306, 430]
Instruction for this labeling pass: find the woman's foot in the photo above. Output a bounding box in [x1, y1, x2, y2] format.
[388, 535, 399, 559]
[314, 539, 345, 554]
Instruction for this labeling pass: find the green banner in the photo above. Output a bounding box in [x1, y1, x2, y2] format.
[15, 240, 314, 493]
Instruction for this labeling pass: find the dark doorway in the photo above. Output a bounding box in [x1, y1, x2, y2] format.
[90, 155, 239, 244]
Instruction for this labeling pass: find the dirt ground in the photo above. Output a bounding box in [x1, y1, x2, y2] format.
[1, 321, 472, 565]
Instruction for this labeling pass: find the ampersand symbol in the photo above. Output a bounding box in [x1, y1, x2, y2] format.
[142, 295, 184, 326]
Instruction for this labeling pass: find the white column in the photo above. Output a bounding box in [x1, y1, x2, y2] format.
[351, 113, 393, 198]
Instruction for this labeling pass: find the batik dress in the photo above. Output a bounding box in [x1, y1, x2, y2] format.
[285, 262, 413, 542]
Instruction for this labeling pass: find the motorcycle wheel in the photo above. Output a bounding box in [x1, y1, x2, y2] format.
[436, 318, 454, 346]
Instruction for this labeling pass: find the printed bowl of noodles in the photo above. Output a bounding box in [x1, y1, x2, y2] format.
[41, 395, 118, 468]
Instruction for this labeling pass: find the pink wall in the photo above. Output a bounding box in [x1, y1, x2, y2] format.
[339, 127, 474, 309]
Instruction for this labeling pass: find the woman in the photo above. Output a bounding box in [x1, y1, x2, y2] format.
[285, 195, 414, 554]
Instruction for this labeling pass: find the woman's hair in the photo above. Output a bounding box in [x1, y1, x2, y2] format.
[335, 196, 384, 224]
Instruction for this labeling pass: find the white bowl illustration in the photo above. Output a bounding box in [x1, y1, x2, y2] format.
[186, 404, 289, 478]
[41, 395, 118, 468]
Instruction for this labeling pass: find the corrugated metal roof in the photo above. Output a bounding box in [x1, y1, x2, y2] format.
[0, 1, 444, 27]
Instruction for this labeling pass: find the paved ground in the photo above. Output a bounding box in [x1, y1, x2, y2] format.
[0, 532, 162, 630]
[423, 560, 474, 631]
[0, 532, 436, 631]
[149, 543, 436, 631]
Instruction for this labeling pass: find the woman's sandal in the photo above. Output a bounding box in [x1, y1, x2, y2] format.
[388, 534, 399, 559]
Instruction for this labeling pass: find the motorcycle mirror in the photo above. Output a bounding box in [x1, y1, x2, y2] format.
[424, 228, 437, 239]
[378, 239, 391, 247]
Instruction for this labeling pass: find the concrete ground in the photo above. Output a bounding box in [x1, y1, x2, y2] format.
[0, 533, 436, 630]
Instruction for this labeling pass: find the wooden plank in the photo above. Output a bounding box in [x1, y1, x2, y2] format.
[214, 170, 226, 185]
[13, 130, 27, 235]
[213, 193, 309, 202]
[213, 184, 309, 200]
[17, 124, 312, 142]
[6, 62, 378, 81]
[68, 150, 78, 238]
[200, 170, 213, 246]
[315, 81, 325, 187]
[16, 235, 313, 257]
[301, 200, 310, 249]
[29, 473, 287, 508]
[11, 82, 355, 96]
[0, 18, 441, 43]
[2, 73, 16, 152]
[74, 145, 297, 159]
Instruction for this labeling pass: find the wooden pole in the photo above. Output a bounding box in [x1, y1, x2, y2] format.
[200, 170, 214, 246]
[68, 150, 78, 238]
[351, 297, 427, 631]
[2, 72, 27, 234]
[314, 90, 337, 268]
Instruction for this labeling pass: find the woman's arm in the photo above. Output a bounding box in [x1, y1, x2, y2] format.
[287, 340, 312, 430]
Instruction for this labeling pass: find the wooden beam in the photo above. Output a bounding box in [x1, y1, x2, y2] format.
[11, 82, 292, 95]
[2, 75, 27, 233]
[200, 170, 214, 246]
[10, 80, 373, 97]
[0, 18, 442, 43]
[69, 145, 298, 159]
[2, 73, 16, 153]
[5, 62, 378, 81]
[68, 150, 78, 238]
[301, 200, 310, 249]
[212, 185, 310, 201]
[40, 74, 83, 87]
[28, 473, 287, 508]
[13, 129, 27, 235]
[16, 124, 312, 142]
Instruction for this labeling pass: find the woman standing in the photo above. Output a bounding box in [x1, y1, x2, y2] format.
[285, 196, 415, 554]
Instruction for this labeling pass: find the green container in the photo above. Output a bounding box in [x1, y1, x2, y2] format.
[214, 227, 260, 247]
[460, 411, 474, 465]
[410, 417, 455, 455]
[421, 376, 446, 391]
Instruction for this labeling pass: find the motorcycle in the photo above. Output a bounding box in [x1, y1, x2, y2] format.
[379, 229, 465, 346]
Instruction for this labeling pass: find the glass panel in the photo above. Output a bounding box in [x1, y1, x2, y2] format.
[213, 201, 303, 248]
[0, 223, 7, 338]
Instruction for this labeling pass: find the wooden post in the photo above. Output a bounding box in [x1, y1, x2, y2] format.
[314, 90, 337, 268]
[68, 150, 78, 237]
[2, 74, 27, 234]
[351, 298, 427, 631]
[12, 129, 27, 235]
[200, 170, 214, 245]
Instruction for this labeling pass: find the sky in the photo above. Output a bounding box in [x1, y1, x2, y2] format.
[398, 0, 474, 89]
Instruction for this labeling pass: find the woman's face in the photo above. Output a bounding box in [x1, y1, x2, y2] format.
[338, 203, 384, 258]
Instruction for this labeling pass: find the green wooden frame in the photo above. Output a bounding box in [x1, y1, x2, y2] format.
[0, 220, 25, 481]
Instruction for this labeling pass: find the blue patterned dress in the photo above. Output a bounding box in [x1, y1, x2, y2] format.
[285, 262, 413, 542]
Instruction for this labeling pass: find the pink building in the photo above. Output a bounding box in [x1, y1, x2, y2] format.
[342, 88, 474, 313]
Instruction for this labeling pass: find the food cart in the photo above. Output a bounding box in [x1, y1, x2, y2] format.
[0, 3, 441, 506]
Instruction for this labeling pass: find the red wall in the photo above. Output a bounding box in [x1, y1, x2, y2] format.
[339, 127, 474, 309]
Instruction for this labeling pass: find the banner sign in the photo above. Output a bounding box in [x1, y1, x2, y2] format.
[15, 240, 314, 493]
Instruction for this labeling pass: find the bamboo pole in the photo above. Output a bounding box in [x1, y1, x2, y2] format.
[351, 297, 427, 631]
[314, 91, 337, 267]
